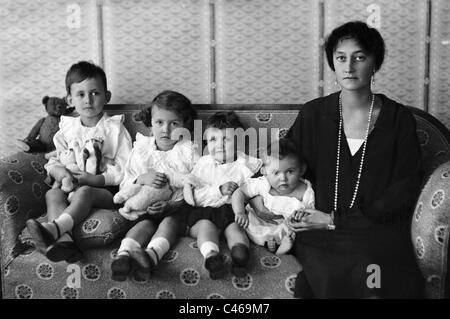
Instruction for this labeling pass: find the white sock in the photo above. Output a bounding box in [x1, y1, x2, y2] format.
[56, 233, 73, 243]
[199, 241, 219, 259]
[146, 237, 170, 265]
[118, 237, 141, 256]
[53, 213, 74, 235]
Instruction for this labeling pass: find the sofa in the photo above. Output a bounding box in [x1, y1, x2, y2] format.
[1, 103, 449, 299]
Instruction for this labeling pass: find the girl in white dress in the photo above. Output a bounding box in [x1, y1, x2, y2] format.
[111, 90, 199, 281]
[232, 138, 315, 255]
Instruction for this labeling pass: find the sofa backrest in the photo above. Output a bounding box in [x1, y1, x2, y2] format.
[105, 104, 450, 181]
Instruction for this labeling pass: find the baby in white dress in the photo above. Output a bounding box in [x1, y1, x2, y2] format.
[232, 138, 315, 255]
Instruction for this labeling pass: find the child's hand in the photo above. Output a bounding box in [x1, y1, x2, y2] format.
[220, 181, 238, 196]
[146, 200, 168, 215]
[50, 166, 74, 183]
[137, 171, 168, 188]
[72, 171, 105, 187]
[235, 212, 249, 229]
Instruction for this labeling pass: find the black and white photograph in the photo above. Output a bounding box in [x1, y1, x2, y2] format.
[0, 0, 449, 303]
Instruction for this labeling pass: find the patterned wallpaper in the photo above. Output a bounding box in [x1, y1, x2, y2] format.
[324, 0, 428, 109]
[102, 0, 211, 104]
[215, 0, 320, 104]
[429, 0, 450, 128]
[0, 0, 449, 158]
[0, 0, 99, 157]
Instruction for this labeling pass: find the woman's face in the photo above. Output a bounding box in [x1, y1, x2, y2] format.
[333, 38, 376, 91]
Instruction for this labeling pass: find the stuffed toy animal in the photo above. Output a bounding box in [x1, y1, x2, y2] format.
[15, 95, 74, 153]
[113, 183, 173, 221]
[48, 138, 103, 202]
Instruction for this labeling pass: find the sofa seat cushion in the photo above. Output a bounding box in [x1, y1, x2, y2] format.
[20, 209, 133, 251]
[3, 237, 300, 299]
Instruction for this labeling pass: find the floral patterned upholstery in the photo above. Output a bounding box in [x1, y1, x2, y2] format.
[3, 237, 299, 299]
[1, 104, 450, 299]
[411, 161, 450, 299]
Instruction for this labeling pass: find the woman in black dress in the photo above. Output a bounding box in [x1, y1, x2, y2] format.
[285, 21, 424, 298]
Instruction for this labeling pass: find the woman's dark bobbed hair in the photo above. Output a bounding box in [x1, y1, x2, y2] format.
[325, 21, 385, 72]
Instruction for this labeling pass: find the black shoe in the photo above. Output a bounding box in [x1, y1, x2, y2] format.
[46, 241, 83, 263]
[205, 253, 227, 279]
[26, 219, 56, 254]
[129, 248, 155, 281]
[111, 254, 132, 281]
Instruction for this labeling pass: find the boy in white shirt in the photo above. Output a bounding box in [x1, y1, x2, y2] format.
[26, 61, 132, 263]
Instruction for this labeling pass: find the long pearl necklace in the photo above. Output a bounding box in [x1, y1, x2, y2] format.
[333, 93, 375, 212]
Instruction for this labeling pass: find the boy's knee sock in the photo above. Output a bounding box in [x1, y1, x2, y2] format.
[44, 213, 74, 240]
[146, 237, 170, 265]
[199, 241, 219, 259]
[231, 243, 249, 267]
[118, 237, 141, 256]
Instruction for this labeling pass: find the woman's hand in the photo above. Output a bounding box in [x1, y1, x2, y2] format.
[249, 196, 283, 225]
[235, 212, 249, 229]
[287, 208, 333, 232]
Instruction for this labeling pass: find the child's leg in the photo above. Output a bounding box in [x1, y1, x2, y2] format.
[112, 219, 157, 281]
[275, 230, 295, 255]
[224, 222, 250, 277]
[26, 189, 68, 254]
[128, 215, 182, 280]
[190, 219, 226, 279]
[27, 186, 114, 262]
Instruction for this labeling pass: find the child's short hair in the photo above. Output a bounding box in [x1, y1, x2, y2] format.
[263, 138, 305, 166]
[206, 111, 244, 130]
[134, 90, 197, 131]
[65, 61, 108, 95]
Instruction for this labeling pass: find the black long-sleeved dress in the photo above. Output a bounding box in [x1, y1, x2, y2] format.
[287, 91, 424, 298]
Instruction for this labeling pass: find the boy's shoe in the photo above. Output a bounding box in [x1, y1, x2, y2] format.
[204, 253, 227, 280]
[26, 219, 56, 254]
[111, 254, 132, 281]
[129, 248, 155, 282]
[26, 219, 83, 263]
[46, 241, 83, 263]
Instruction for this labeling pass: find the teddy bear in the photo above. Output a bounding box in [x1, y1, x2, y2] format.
[113, 183, 173, 221]
[15, 95, 75, 154]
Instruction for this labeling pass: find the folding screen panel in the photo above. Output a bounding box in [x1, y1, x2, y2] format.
[102, 0, 211, 104]
[0, 0, 99, 157]
[429, 0, 450, 129]
[215, 0, 320, 104]
[324, 0, 428, 110]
